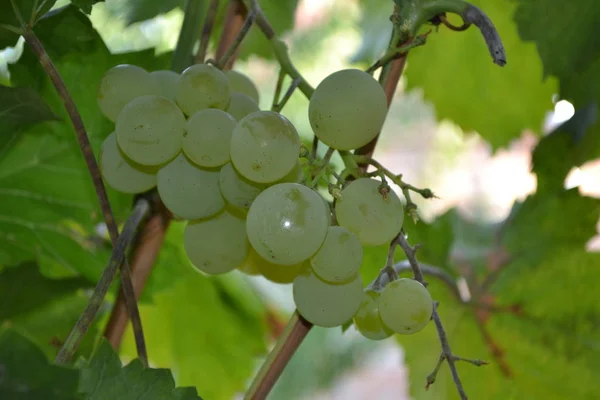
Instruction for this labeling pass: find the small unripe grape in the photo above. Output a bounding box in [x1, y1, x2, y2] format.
[353, 290, 393, 340]
[379, 278, 433, 335]
[176, 64, 231, 115]
[225, 70, 260, 103]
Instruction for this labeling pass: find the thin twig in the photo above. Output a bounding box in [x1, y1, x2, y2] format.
[270, 68, 286, 111]
[23, 30, 148, 366]
[196, 0, 220, 63]
[215, 0, 246, 69]
[216, 0, 257, 69]
[55, 198, 151, 365]
[366, 33, 429, 74]
[439, 14, 470, 31]
[272, 77, 300, 113]
[310, 137, 319, 161]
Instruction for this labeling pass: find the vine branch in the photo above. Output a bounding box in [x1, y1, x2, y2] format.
[215, 0, 246, 69]
[23, 29, 148, 365]
[196, 0, 220, 64]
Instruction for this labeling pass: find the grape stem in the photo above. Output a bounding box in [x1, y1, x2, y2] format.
[216, 0, 258, 69]
[22, 28, 148, 366]
[272, 77, 300, 113]
[196, 0, 220, 63]
[215, 0, 246, 69]
[308, 146, 335, 188]
[55, 198, 152, 365]
[365, 32, 430, 74]
[270, 69, 287, 111]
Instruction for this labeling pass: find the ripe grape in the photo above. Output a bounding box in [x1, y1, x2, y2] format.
[379, 278, 433, 335]
[97, 64, 161, 122]
[308, 69, 387, 150]
[246, 183, 329, 265]
[99, 132, 157, 194]
[310, 226, 363, 283]
[219, 163, 267, 210]
[230, 111, 301, 183]
[226, 92, 260, 121]
[116, 95, 185, 166]
[182, 109, 237, 168]
[335, 178, 404, 246]
[151, 70, 180, 101]
[276, 159, 303, 184]
[245, 248, 308, 284]
[176, 64, 231, 115]
[225, 70, 260, 103]
[157, 154, 225, 220]
[293, 270, 363, 327]
[184, 209, 248, 275]
[353, 290, 393, 340]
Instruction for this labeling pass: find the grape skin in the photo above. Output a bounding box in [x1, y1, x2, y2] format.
[246, 183, 329, 265]
[184, 209, 248, 275]
[244, 247, 308, 284]
[183, 109, 237, 168]
[97, 64, 162, 122]
[379, 278, 433, 335]
[219, 162, 267, 211]
[310, 226, 363, 284]
[226, 92, 260, 122]
[225, 70, 260, 103]
[151, 70, 180, 101]
[157, 154, 225, 220]
[230, 111, 301, 183]
[308, 69, 387, 150]
[293, 270, 363, 327]
[335, 178, 404, 246]
[176, 64, 231, 116]
[353, 290, 393, 340]
[99, 132, 157, 194]
[116, 95, 185, 166]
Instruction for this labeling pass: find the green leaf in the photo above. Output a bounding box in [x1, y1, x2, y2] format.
[120, 238, 268, 399]
[70, 0, 105, 15]
[0, 0, 57, 48]
[80, 340, 203, 399]
[1, 6, 170, 279]
[0, 329, 80, 400]
[105, 0, 184, 25]
[404, 0, 557, 149]
[350, 0, 393, 64]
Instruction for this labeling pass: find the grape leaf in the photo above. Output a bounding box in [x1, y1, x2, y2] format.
[80, 340, 203, 400]
[0, 329, 80, 400]
[104, 0, 184, 25]
[120, 233, 268, 399]
[350, 0, 393, 65]
[0, 0, 58, 47]
[0, 6, 169, 279]
[404, 0, 557, 149]
[70, 0, 105, 15]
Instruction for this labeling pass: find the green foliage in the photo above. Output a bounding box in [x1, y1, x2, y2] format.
[0, 329, 80, 399]
[105, 0, 184, 25]
[70, 0, 106, 15]
[0, 0, 57, 47]
[80, 340, 202, 399]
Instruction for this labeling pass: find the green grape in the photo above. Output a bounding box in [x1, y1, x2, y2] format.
[353, 289, 393, 340]
[335, 178, 404, 246]
[226, 92, 260, 121]
[184, 208, 249, 275]
[219, 163, 267, 210]
[276, 159, 303, 184]
[116, 95, 185, 166]
[310, 226, 363, 284]
[230, 111, 301, 183]
[97, 64, 161, 122]
[151, 70, 180, 101]
[183, 109, 237, 168]
[99, 132, 157, 194]
[293, 270, 363, 327]
[225, 70, 260, 103]
[246, 183, 329, 265]
[176, 64, 231, 115]
[379, 278, 433, 335]
[247, 247, 308, 284]
[237, 251, 261, 276]
[157, 154, 225, 220]
[308, 69, 387, 150]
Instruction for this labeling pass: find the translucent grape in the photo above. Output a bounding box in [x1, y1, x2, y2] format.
[230, 111, 300, 183]
[176, 64, 231, 115]
[219, 163, 267, 210]
[335, 178, 404, 246]
[245, 247, 308, 283]
[157, 154, 225, 220]
[225, 70, 260, 103]
[246, 183, 329, 265]
[353, 289, 393, 340]
[97, 64, 161, 122]
[293, 270, 363, 327]
[151, 70, 180, 101]
[308, 69, 387, 150]
[184, 209, 249, 275]
[310, 226, 363, 284]
[116, 95, 185, 166]
[276, 159, 303, 184]
[99, 132, 157, 194]
[226, 92, 260, 122]
[379, 278, 433, 335]
[183, 109, 236, 168]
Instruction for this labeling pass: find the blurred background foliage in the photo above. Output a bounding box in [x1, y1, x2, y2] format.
[0, 0, 599, 399]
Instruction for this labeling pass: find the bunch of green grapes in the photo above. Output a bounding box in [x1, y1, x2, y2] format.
[96, 64, 432, 338]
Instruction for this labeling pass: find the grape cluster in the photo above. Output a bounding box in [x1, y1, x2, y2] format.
[97, 64, 433, 339]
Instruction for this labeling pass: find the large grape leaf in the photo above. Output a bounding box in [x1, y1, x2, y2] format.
[0, 6, 169, 279]
[0, 0, 57, 48]
[0, 329, 80, 400]
[104, 0, 184, 25]
[70, 0, 105, 15]
[120, 224, 268, 399]
[403, 0, 557, 149]
[80, 340, 202, 399]
[350, 0, 393, 65]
